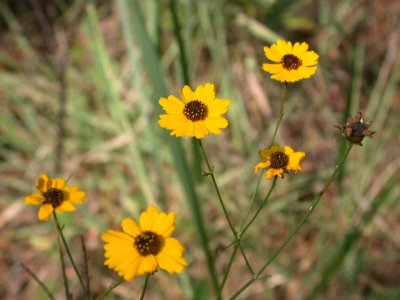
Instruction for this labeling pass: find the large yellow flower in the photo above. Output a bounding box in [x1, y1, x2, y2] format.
[24, 174, 86, 221]
[254, 144, 306, 179]
[101, 205, 187, 281]
[262, 40, 319, 82]
[158, 83, 230, 139]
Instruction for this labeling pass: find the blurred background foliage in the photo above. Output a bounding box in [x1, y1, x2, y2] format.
[0, 0, 399, 299]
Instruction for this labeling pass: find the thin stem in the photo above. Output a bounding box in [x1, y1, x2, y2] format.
[220, 244, 239, 290]
[53, 213, 90, 299]
[240, 177, 277, 238]
[270, 83, 288, 145]
[239, 171, 264, 232]
[197, 140, 238, 242]
[229, 144, 354, 300]
[80, 235, 91, 300]
[54, 218, 70, 300]
[21, 263, 55, 300]
[198, 139, 251, 298]
[95, 279, 124, 300]
[140, 274, 151, 300]
[220, 176, 277, 293]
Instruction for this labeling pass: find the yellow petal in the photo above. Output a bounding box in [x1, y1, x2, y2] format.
[152, 212, 176, 238]
[123, 257, 141, 280]
[266, 168, 284, 179]
[37, 174, 50, 193]
[159, 114, 187, 131]
[159, 95, 185, 114]
[49, 178, 66, 189]
[179, 85, 195, 103]
[301, 51, 319, 66]
[262, 63, 283, 74]
[38, 204, 54, 221]
[24, 193, 45, 205]
[287, 151, 306, 171]
[264, 46, 282, 62]
[137, 255, 157, 275]
[194, 83, 216, 104]
[55, 201, 76, 213]
[121, 218, 141, 237]
[298, 66, 317, 78]
[207, 99, 230, 116]
[156, 238, 187, 274]
[254, 161, 271, 173]
[140, 205, 159, 232]
[102, 230, 134, 244]
[194, 121, 209, 139]
[292, 42, 309, 57]
[64, 189, 85, 204]
[259, 144, 281, 159]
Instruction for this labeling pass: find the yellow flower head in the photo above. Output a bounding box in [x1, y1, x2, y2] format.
[101, 205, 188, 281]
[24, 174, 86, 221]
[158, 83, 230, 139]
[254, 144, 306, 179]
[262, 40, 319, 82]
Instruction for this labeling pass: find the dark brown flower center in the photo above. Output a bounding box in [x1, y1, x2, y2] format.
[134, 231, 164, 256]
[43, 188, 64, 208]
[270, 151, 289, 169]
[183, 100, 208, 121]
[348, 122, 368, 138]
[281, 54, 302, 70]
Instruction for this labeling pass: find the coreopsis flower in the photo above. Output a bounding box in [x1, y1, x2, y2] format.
[101, 205, 187, 281]
[24, 174, 86, 221]
[334, 112, 375, 146]
[158, 83, 230, 139]
[254, 144, 306, 179]
[262, 40, 319, 82]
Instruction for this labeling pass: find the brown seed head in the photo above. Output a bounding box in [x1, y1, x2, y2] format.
[334, 112, 375, 146]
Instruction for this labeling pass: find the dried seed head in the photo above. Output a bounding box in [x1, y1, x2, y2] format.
[334, 112, 375, 146]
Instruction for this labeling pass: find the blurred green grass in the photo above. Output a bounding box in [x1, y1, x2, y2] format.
[1, 0, 399, 299]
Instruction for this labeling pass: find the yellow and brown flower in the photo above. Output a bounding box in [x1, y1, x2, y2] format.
[254, 144, 306, 179]
[24, 174, 86, 221]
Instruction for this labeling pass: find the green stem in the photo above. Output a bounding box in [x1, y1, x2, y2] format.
[95, 279, 124, 300]
[239, 171, 264, 232]
[53, 213, 89, 299]
[57, 237, 70, 300]
[220, 244, 238, 291]
[169, 0, 190, 85]
[229, 144, 354, 299]
[220, 175, 276, 293]
[270, 83, 288, 145]
[197, 140, 239, 241]
[239, 177, 277, 238]
[140, 274, 151, 300]
[198, 139, 251, 297]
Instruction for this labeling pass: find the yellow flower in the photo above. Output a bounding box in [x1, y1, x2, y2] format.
[24, 174, 86, 221]
[101, 205, 187, 281]
[158, 83, 230, 139]
[254, 144, 306, 179]
[262, 40, 319, 82]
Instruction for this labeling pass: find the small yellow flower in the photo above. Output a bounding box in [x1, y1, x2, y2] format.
[158, 83, 230, 139]
[24, 174, 86, 221]
[101, 205, 187, 281]
[262, 40, 319, 82]
[254, 144, 306, 179]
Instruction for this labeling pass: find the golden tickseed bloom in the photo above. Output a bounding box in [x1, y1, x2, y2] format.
[158, 83, 230, 139]
[101, 205, 187, 281]
[334, 112, 375, 146]
[254, 144, 306, 179]
[24, 174, 86, 222]
[262, 39, 319, 82]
